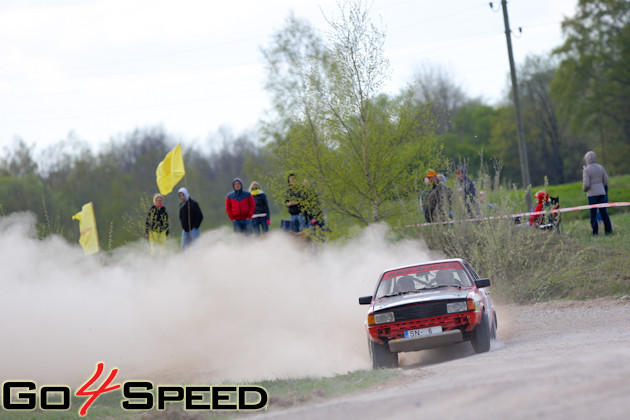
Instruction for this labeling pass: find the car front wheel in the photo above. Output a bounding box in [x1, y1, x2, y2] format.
[471, 311, 491, 353]
[368, 338, 398, 369]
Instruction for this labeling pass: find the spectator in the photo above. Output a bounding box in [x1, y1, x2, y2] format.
[529, 190, 549, 227]
[583, 150, 612, 235]
[419, 176, 431, 222]
[226, 178, 255, 235]
[178, 187, 203, 248]
[145, 193, 169, 256]
[478, 191, 497, 211]
[456, 166, 479, 217]
[424, 169, 453, 223]
[285, 173, 306, 232]
[302, 181, 324, 229]
[248, 181, 270, 236]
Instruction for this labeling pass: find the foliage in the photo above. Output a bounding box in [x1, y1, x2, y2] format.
[261, 0, 441, 236]
[0, 128, 273, 249]
[552, 0, 630, 175]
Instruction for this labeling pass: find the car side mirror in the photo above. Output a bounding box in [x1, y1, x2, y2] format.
[475, 278, 490, 288]
[358, 296, 372, 305]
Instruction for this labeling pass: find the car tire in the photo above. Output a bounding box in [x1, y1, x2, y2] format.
[471, 311, 491, 353]
[368, 338, 398, 369]
[491, 312, 498, 340]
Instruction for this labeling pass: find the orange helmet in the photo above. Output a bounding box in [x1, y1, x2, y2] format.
[427, 169, 437, 178]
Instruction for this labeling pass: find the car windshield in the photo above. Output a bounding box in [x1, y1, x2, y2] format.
[375, 262, 474, 299]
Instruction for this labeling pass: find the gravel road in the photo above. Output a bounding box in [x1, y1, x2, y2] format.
[251, 297, 630, 420]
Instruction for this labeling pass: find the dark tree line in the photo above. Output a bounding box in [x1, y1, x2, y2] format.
[0, 128, 273, 248]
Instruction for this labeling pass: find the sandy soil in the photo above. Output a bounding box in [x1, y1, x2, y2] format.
[251, 296, 630, 420]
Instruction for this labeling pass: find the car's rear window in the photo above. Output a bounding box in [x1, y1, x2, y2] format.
[375, 261, 473, 298]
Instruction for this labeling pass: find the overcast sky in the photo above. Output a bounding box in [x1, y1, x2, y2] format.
[0, 0, 578, 153]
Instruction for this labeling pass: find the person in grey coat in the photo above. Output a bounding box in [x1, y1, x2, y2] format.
[582, 150, 612, 235]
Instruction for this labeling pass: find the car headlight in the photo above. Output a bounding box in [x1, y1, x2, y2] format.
[372, 311, 395, 325]
[447, 301, 468, 314]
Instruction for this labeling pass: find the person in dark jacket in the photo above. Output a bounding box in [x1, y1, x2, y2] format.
[178, 187, 203, 248]
[248, 181, 270, 235]
[225, 178, 255, 235]
[285, 173, 306, 232]
[145, 193, 169, 256]
[456, 166, 479, 218]
[424, 169, 453, 223]
[583, 150, 612, 235]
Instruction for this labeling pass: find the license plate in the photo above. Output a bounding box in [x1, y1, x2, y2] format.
[404, 326, 443, 338]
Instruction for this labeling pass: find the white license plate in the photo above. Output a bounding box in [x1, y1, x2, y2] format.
[404, 326, 443, 338]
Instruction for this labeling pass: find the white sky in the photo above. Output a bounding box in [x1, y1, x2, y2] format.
[0, 0, 578, 153]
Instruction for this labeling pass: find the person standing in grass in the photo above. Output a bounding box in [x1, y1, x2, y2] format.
[582, 150, 612, 235]
[178, 187, 204, 248]
[248, 181, 270, 236]
[145, 193, 169, 256]
[424, 169, 453, 224]
[225, 178, 255, 235]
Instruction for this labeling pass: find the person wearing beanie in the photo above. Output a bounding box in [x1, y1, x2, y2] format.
[225, 178, 255, 235]
[248, 181, 270, 235]
[582, 150, 612, 235]
[424, 169, 453, 223]
[178, 187, 203, 248]
[145, 193, 169, 256]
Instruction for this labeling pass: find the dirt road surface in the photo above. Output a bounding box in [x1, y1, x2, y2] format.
[251, 297, 630, 420]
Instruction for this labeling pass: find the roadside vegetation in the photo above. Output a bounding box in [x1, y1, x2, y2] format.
[401, 172, 630, 303]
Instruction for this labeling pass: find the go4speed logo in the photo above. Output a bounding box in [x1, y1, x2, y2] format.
[2, 362, 268, 416]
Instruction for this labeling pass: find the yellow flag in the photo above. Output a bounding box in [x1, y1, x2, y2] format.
[156, 144, 185, 195]
[72, 202, 100, 255]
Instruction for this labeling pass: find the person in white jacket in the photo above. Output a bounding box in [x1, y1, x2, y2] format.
[582, 150, 612, 235]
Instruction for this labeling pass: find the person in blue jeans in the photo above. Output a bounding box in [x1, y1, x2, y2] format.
[225, 178, 255, 235]
[285, 173, 306, 232]
[178, 187, 203, 248]
[248, 181, 270, 235]
[582, 151, 612, 235]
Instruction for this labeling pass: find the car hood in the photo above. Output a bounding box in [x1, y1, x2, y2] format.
[373, 288, 471, 312]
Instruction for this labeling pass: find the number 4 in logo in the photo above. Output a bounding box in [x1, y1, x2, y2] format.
[75, 362, 121, 416]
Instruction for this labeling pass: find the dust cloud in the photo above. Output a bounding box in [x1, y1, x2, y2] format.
[0, 212, 439, 387]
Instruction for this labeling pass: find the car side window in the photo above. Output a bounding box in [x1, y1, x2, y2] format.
[463, 261, 479, 280]
[454, 270, 473, 286]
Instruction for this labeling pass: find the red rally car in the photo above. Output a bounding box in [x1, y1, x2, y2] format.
[358, 258, 497, 369]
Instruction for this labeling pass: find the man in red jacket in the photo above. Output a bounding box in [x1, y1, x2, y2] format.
[225, 178, 255, 235]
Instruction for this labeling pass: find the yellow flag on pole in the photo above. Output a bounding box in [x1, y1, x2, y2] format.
[72, 201, 100, 255]
[156, 144, 185, 195]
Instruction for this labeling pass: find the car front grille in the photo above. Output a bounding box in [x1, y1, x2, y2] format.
[390, 301, 459, 321]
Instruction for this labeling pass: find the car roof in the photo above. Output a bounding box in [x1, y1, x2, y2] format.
[379, 258, 468, 276]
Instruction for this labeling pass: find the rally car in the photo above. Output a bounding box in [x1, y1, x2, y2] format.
[358, 258, 497, 369]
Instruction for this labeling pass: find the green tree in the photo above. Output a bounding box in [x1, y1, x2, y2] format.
[552, 0, 630, 174]
[261, 0, 441, 231]
[440, 102, 500, 175]
[517, 54, 591, 185]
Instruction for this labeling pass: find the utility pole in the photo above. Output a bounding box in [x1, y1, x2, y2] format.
[500, 0, 532, 211]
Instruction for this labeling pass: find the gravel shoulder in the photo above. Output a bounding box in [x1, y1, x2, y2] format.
[251, 296, 630, 420]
